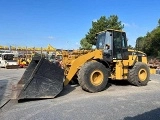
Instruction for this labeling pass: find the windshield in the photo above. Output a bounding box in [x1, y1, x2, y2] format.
[3, 54, 14, 60]
[96, 32, 106, 49]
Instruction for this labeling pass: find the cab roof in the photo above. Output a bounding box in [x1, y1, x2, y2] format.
[97, 29, 125, 35]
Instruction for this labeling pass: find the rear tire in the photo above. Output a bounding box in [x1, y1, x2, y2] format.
[128, 62, 150, 86]
[78, 61, 108, 93]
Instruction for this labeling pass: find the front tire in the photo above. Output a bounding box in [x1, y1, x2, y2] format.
[78, 61, 109, 93]
[128, 62, 150, 86]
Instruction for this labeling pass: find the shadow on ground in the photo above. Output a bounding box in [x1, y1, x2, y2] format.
[56, 84, 76, 97]
[57, 79, 131, 96]
[124, 108, 160, 120]
[109, 79, 131, 86]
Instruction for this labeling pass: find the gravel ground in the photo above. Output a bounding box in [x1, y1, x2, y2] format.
[0, 68, 160, 120]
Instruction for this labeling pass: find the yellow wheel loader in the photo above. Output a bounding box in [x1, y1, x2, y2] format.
[1, 29, 150, 110]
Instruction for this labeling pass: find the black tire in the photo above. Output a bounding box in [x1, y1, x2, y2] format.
[78, 61, 108, 93]
[128, 62, 150, 86]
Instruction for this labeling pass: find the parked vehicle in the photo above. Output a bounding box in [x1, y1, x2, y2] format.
[0, 52, 19, 69]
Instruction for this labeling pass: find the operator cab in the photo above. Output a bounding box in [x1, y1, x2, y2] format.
[96, 29, 128, 62]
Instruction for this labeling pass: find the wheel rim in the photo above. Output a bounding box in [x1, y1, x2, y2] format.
[138, 68, 147, 81]
[90, 70, 104, 86]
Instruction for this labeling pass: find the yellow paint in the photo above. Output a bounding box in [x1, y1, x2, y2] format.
[111, 53, 148, 80]
[90, 70, 103, 86]
[138, 68, 147, 81]
[142, 56, 147, 64]
[150, 68, 156, 74]
[111, 60, 128, 80]
[63, 50, 103, 85]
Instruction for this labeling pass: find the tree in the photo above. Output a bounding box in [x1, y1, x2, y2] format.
[150, 27, 160, 56]
[135, 37, 144, 51]
[128, 45, 134, 49]
[135, 19, 160, 57]
[80, 38, 92, 50]
[158, 19, 160, 27]
[80, 15, 124, 49]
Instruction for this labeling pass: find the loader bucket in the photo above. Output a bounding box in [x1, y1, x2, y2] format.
[12, 55, 64, 100]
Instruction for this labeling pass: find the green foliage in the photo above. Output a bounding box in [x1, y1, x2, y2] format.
[135, 19, 160, 57]
[80, 15, 124, 49]
[158, 19, 160, 27]
[128, 45, 134, 49]
[135, 37, 144, 51]
[158, 51, 160, 57]
[79, 38, 92, 50]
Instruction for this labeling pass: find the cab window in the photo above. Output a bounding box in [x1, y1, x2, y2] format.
[96, 33, 106, 49]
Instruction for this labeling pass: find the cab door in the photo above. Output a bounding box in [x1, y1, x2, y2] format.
[103, 31, 113, 62]
[113, 31, 128, 60]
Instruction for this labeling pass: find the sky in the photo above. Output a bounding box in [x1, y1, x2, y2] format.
[0, 0, 160, 49]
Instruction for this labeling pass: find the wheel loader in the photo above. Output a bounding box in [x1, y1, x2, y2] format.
[1, 29, 150, 110]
